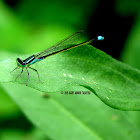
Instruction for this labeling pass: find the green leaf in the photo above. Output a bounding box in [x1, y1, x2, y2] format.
[0, 128, 49, 140]
[16, 0, 97, 26]
[116, 0, 140, 15]
[0, 85, 19, 118]
[0, 45, 140, 110]
[1, 84, 140, 140]
[0, 2, 28, 53]
[121, 17, 140, 70]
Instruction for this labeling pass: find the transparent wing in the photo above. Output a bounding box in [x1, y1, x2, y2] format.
[35, 30, 85, 58]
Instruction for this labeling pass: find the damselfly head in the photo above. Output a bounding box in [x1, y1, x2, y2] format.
[16, 58, 25, 67]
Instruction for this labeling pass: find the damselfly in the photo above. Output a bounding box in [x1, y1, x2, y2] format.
[11, 30, 104, 86]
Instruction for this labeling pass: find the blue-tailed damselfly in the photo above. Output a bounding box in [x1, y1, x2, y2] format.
[11, 30, 104, 85]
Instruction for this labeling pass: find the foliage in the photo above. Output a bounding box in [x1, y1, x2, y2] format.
[0, 0, 140, 140]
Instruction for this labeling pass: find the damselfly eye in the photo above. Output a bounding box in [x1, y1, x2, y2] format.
[16, 58, 23, 64]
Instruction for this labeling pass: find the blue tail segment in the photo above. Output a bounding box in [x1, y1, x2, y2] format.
[38, 57, 44, 62]
[97, 36, 104, 41]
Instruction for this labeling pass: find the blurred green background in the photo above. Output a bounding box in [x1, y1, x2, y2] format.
[0, 0, 140, 140]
